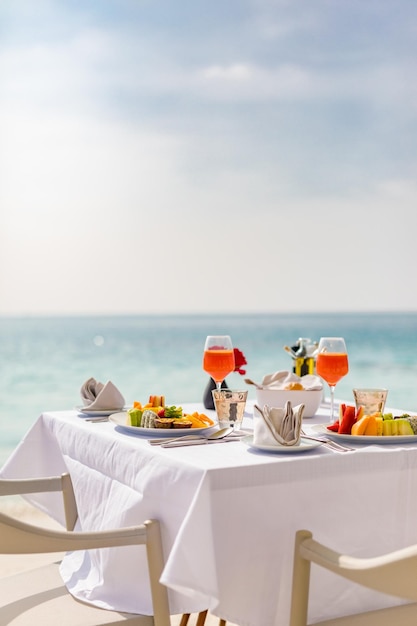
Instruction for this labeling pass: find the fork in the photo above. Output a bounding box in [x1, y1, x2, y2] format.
[85, 416, 110, 423]
[300, 429, 356, 453]
[148, 430, 249, 446]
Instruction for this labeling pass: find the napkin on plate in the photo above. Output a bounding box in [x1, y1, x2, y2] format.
[80, 377, 125, 411]
[253, 401, 305, 447]
[261, 371, 322, 390]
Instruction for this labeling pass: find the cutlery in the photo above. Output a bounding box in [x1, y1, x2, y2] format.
[244, 378, 263, 389]
[85, 416, 110, 422]
[161, 437, 239, 449]
[300, 429, 355, 453]
[283, 345, 298, 358]
[148, 427, 234, 446]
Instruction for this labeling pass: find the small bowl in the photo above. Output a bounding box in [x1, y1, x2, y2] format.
[255, 388, 322, 418]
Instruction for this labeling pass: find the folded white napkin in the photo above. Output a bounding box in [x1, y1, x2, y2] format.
[253, 401, 305, 447]
[261, 371, 322, 390]
[80, 377, 125, 411]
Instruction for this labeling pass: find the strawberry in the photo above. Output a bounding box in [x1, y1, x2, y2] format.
[157, 408, 165, 418]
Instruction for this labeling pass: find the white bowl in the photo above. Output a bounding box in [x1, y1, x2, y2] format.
[255, 388, 322, 418]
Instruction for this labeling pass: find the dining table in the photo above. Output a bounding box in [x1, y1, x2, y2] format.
[2, 399, 417, 626]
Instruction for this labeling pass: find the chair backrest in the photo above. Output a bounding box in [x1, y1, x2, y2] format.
[0, 513, 170, 625]
[0, 475, 170, 626]
[290, 529, 417, 626]
[0, 473, 78, 530]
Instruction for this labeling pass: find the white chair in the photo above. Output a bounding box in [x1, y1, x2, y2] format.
[0, 473, 78, 530]
[0, 473, 170, 625]
[290, 529, 417, 625]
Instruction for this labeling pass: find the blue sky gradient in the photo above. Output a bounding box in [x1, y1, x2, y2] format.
[1, 1, 416, 314]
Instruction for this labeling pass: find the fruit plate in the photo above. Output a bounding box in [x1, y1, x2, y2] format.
[76, 406, 128, 417]
[311, 424, 417, 444]
[109, 412, 214, 437]
[242, 435, 322, 454]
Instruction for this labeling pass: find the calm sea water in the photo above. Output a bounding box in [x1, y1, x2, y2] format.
[1, 312, 417, 465]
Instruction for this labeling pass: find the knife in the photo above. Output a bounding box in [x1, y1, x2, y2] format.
[161, 438, 238, 449]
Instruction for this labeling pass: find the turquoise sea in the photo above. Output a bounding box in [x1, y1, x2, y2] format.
[1, 312, 417, 465]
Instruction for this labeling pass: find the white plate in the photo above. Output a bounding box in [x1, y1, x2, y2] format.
[109, 412, 213, 437]
[76, 406, 127, 417]
[311, 423, 417, 444]
[242, 435, 322, 454]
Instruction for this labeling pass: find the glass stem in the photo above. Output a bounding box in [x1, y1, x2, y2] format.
[216, 381, 222, 391]
[329, 385, 336, 423]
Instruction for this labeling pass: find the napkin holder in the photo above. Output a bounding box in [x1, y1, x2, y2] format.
[253, 401, 305, 447]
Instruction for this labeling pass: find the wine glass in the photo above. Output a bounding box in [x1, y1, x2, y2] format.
[316, 337, 349, 424]
[203, 335, 235, 391]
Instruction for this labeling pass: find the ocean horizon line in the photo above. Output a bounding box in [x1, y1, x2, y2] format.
[1, 309, 417, 320]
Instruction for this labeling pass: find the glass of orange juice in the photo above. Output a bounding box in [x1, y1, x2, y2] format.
[203, 335, 235, 391]
[316, 337, 349, 423]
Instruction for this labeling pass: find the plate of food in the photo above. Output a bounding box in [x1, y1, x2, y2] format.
[311, 422, 417, 444]
[109, 395, 216, 436]
[109, 412, 214, 437]
[242, 435, 322, 454]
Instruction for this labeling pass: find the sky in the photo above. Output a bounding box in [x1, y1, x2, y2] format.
[1, 0, 417, 316]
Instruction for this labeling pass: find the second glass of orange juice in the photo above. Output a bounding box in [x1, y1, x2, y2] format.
[316, 337, 349, 423]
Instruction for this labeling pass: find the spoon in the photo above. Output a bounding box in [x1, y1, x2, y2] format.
[206, 427, 234, 439]
[148, 427, 233, 446]
[283, 345, 298, 359]
[244, 378, 263, 389]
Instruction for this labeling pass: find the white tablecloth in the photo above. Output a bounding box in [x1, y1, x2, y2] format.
[2, 402, 417, 625]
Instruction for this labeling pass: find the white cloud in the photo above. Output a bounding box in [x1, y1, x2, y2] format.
[203, 63, 253, 81]
[197, 62, 313, 100]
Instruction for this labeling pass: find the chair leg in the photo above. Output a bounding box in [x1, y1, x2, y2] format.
[196, 610, 208, 626]
[179, 610, 212, 626]
[219, 620, 227, 626]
